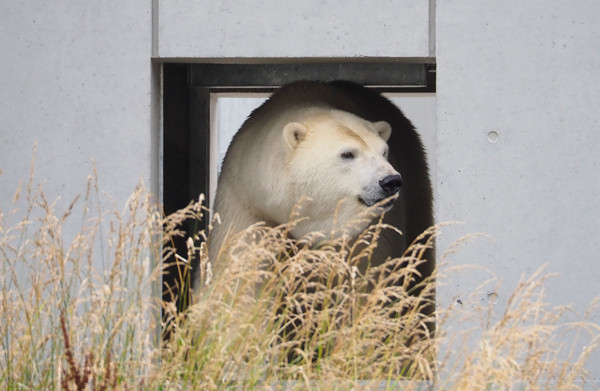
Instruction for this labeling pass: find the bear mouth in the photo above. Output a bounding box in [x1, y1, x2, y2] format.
[357, 195, 397, 210]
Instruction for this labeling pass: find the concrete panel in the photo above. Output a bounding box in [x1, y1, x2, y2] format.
[0, 0, 156, 297]
[436, 0, 600, 379]
[157, 0, 431, 59]
[0, 2, 154, 210]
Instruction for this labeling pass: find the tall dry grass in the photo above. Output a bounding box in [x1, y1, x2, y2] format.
[1, 166, 599, 390]
[1, 164, 165, 390]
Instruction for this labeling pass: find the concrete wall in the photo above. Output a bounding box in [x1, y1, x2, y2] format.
[436, 1, 600, 379]
[0, 1, 156, 210]
[157, 1, 432, 59]
[1, 0, 598, 382]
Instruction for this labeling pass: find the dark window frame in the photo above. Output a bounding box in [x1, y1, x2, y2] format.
[162, 61, 436, 310]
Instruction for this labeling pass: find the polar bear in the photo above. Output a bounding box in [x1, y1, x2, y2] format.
[199, 81, 433, 287]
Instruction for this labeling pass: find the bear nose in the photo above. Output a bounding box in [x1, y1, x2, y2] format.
[379, 174, 403, 196]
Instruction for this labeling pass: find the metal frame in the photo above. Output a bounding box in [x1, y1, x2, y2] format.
[162, 61, 436, 308]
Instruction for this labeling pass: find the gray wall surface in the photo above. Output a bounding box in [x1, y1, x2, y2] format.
[435, 0, 600, 381]
[157, 1, 431, 58]
[0, 2, 156, 207]
[1, 0, 598, 383]
[436, 0, 599, 367]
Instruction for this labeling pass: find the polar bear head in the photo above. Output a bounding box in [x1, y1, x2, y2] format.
[281, 109, 402, 236]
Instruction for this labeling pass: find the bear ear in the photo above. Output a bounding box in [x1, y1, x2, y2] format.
[373, 121, 392, 142]
[283, 122, 308, 150]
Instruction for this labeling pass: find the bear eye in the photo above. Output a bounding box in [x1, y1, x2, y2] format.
[341, 150, 355, 160]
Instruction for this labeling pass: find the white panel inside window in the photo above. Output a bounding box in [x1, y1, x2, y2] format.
[210, 92, 436, 209]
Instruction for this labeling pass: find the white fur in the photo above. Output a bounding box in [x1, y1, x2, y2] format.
[207, 107, 400, 269]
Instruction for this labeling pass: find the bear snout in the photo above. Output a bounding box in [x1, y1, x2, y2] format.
[379, 174, 403, 196]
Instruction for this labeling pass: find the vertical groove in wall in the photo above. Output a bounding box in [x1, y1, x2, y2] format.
[152, 0, 159, 57]
[429, 0, 436, 57]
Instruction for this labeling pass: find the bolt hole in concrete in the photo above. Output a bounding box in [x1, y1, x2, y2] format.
[486, 292, 499, 304]
[487, 130, 500, 143]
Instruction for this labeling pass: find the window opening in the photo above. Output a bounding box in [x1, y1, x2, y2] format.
[162, 61, 436, 315]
